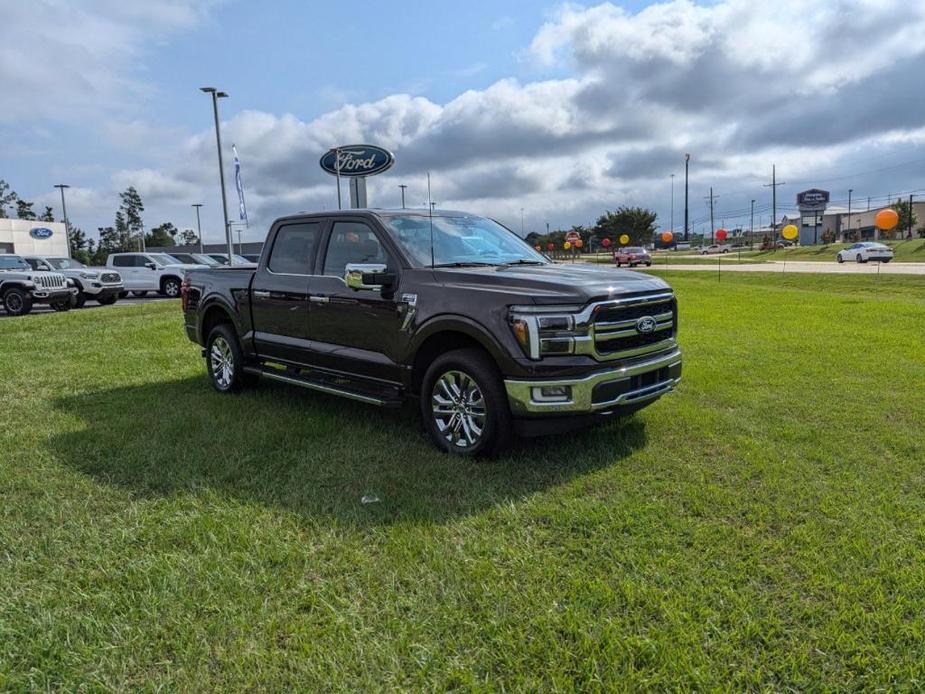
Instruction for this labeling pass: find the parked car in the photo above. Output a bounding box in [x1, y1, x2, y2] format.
[106, 253, 209, 298]
[700, 244, 730, 255]
[836, 242, 894, 263]
[0, 254, 78, 316]
[167, 252, 222, 266]
[23, 255, 123, 307]
[182, 210, 682, 456]
[674, 241, 691, 251]
[613, 247, 652, 267]
[206, 253, 254, 266]
[775, 240, 794, 248]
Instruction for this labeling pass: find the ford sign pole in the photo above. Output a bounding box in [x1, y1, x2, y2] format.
[54, 184, 72, 258]
[335, 147, 342, 210]
[200, 87, 235, 265]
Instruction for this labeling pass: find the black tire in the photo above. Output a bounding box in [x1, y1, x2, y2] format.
[119, 291, 128, 299]
[837, 254, 844, 264]
[2, 288, 33, 316]
[645, 261, 652, 266]
[883, 258, 891, 263]
[722, 249, 729, 254]
[51, 300, 71, 312]
[856, 254, 865, 263]
[614, 261, 621, 267]
[420, 348, 512, 457]
[74, 292, 87, 308]
[132, 291, 148, 297]
[97, 295, 118, 305]
[205, 323, 256, 393]
[161, 277, 181, 298]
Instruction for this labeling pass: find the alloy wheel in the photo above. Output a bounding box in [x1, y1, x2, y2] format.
[210, 336, 235, 389]
[431, 369, 487, 449]
[5, 293, 23, 313]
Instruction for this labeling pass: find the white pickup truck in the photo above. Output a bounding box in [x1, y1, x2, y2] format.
[23, 255, 123, 307]
[106, 252, 209, 298]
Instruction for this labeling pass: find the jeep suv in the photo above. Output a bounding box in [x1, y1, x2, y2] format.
[0, 254, 77, 316]
[23, 255, 123, 307]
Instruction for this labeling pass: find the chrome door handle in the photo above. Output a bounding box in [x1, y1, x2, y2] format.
[309, 295, 329, 304]
[253, 290, 271, 298]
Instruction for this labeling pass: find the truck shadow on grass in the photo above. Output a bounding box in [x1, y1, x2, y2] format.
[50, 376, 647, 527]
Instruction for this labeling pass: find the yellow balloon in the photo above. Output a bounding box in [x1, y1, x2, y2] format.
[619, 234, 630, 245]
[563, 241, 571, 250]
[782, 224, 798, 240]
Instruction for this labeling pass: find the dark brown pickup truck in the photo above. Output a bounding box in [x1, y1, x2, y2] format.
[182, 209, 681, 456]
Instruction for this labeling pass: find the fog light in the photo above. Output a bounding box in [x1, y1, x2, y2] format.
[532, 385, 572, 403]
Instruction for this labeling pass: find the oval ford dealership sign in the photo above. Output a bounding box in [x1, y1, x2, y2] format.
[320, 145, 394, 177]
[30, 227, 54, 240]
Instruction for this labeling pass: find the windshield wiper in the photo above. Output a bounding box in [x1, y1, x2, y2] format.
[502, 259, 546, 266]
[432, 261, 502, 268]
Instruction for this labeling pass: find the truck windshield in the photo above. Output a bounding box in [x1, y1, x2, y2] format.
[384, 214, 547, 267]
[0, 256, 31, 270]
[47, 257, 87, 269]
[150, 254, 182, 266]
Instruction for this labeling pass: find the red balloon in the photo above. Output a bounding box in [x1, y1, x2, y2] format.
[546, 242, 555, 251]
[716, 228, 728, 241]
[601, 238, 611, 248]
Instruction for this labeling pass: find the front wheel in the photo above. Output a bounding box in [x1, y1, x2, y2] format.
[420, 348, 512, 457]
[2, 288, 33, 316]
[837, 254, 844, 263]
[856, 254, 865, 263]
[97, 295, 118, 305]
[50, 300, 71, 312]
[161, 278, 181, 298]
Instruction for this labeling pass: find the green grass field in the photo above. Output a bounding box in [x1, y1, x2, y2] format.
[721, 238, 925, 263]
[2, 274, 924, 690]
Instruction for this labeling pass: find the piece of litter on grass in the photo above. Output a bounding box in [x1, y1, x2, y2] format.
[361, 495, 381, 505]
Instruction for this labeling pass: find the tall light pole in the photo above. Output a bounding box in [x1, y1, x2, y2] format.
[200, 87, 234, 265]
[684, 154, 691, 241]
[192, 203, 204, 253]
[847, 189, 853, 242]
[53, 184, 72, 257]
[670, 173, 675, 234]
[398, 184, 407, 209]
[520, 207, 524, 236]
[750, 199, 755, 249]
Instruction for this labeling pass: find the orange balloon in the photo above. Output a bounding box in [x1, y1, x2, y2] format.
[875, 208, 899, 230]
[563, 241, 571, 250]
[575, 239, 584, 248]
[660, 230, 674, 243]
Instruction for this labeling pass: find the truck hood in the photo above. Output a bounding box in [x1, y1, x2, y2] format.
[436, 262, 671, 304]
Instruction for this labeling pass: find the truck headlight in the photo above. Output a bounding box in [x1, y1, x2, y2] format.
[509, 305, 585, 360]
[79, 272, 99, 280]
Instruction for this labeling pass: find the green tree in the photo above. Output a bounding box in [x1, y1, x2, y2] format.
[891, 200, 917, 239]
[16, 199, 36, 220]
[146, 222, 178, 248]
[95, 225, 122, 264]
[114, 210, 130, 250]
[0, 179, 17, 218]
[40, 205, 55, 222]
[178, 228, 199, 246]
[592, 206, 658, 246]
[119, 186, 145, 249]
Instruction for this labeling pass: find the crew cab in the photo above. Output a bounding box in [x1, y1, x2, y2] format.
[23, 255, 123, 307]
[613, 247, 652, 267]
[1, 254, 77, 316]
[182, 210, 682, 456]
[106, 252, 209, 298]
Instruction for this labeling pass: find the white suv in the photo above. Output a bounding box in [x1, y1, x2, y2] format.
[23, 255, 123, 307]
[0, 254, 77, 316]
[106, 253, 209, 298]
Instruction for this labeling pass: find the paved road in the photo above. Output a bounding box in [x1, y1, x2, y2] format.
[1, 295, 175, 318]
[633, 260, 925, 275]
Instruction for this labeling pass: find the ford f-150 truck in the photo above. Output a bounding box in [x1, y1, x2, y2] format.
[182, 210, 681, 455]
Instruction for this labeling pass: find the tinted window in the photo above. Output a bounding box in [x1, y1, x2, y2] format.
[112, 256, 133, 267]
[0, 256, 30, 270]
[267, 223, 320, 274]
[24, 258, 42, 270]
[323, 222, 387, 276]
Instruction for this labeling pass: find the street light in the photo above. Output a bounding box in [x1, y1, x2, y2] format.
[200, 87, 234, 265]
[53, 184, 72, 257]
[192, 203, 204, 253]
[398, 184, 407, 209]
[683, 154, 690, 241]
[520, 207, 524, 236]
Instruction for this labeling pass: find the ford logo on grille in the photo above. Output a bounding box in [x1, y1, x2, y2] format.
[320, 144, 395, 178]
[30, 227, 54, 240]
[636, 315, 657, 334]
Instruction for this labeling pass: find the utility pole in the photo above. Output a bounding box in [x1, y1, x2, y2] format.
[684, 154, 691, 241]
[704, 187, 718, 244]
[199, 87, 235, 265]
[909, 194, 915, 238]
[192, 203, 204, 253]
[670, 173, 675, 233]
[520, 208, 524, 236]
[846, 189, 852, 242]
[750, 199, 755, 249]
[398, 184, 407, 209]
[53, 184, 72, 258]
[763, 165, 785, 243]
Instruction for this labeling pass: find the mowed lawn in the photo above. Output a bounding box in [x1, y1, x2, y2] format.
[1, 273, 923, 690]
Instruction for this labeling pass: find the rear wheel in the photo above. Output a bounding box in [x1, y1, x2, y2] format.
[420, 348, 512, 457]
[74, 292, 87, 308]
[206, 323, 257, 393]
[132, 290, 148, 297]
[2, 288, 33, 316]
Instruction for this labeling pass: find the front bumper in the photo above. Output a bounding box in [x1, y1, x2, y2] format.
[83, 283, 124, 296]
[31, 287, 77, 304]
[505, 348, 681, 415]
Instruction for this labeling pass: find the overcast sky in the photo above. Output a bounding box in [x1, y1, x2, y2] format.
[4, 0, 925, 242]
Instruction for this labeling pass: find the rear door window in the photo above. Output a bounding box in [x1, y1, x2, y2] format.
[267, 223, 321, 274]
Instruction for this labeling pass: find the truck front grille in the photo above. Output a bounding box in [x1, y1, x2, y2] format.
[589, 292, 676, 361]
[37, 274, 66, 289]
[101, 272, 121, 283]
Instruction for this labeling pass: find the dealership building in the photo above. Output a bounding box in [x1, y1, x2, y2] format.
[0, 218, 70, 256]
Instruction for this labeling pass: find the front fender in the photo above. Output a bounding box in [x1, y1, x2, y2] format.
[408, 313, 522, 375]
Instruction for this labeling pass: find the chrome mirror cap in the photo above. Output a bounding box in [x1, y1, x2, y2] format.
[345, 263, 388, 290]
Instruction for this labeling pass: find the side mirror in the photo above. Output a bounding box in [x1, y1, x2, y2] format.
[145, 262, 157, 270]
[345, 263, 393, 291]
